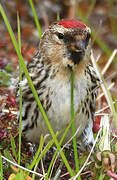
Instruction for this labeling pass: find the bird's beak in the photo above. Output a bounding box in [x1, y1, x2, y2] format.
[69, 40, 86, 53]
[75, 41, 86, 52]
[69, 41, 86, 64]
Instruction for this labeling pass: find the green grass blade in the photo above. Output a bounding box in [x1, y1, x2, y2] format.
[28, 135, 44, 171]
[17, 13, 21, 52]
[17, 12, 22, 165]
[57, 13, 60, 21]
[29, 0, 42, 39]
[27, 134, 58, 178]
[107, 0, 117, 36]
[30, 136, 57, 176]
[32, 163, 39, 180]
[10, 134, 18, 161]
[47, 119, 74, 179]
[0, 4, 73, 177]
[71, 70, 80, 177]
[115, 142, 117, 151]
[114, 97, 117, 113]
[4, 150, 13, 161]
[15, 170, 25, 180]
[98, 171, 105, 180]
[86, 0, 96, 19]
[0, 152, 3, 180]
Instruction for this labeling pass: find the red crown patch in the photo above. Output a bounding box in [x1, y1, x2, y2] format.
[58, 19, 86, 29]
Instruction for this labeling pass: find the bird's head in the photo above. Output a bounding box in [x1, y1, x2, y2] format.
[39, 19, 91, 71]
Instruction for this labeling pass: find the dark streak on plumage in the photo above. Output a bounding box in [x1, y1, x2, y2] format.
[22, 104, 31, 120]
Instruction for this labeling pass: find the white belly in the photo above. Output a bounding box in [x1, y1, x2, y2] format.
[26, 76, 90, 144]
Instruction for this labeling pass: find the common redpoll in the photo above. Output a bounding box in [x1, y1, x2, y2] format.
[19, 19, 99, 149]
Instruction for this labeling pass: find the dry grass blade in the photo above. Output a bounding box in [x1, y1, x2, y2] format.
[91, 50, 117, 128]
[95, 101, 116, 114]
[97, 115, 111, 152]
[97, 82, 115, 100]
[102, 49, 117, 75]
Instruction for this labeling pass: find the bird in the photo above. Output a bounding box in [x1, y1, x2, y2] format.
[18, 19, 99, 149]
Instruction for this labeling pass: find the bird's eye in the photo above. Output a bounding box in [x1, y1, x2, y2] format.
[58, 33, 64, 39]
[86, 33, 91, 42]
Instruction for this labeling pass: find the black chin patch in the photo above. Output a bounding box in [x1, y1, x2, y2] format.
[70, 51, 84, 64]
